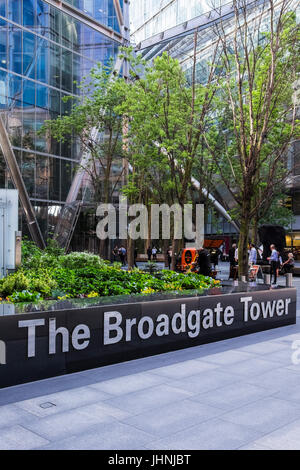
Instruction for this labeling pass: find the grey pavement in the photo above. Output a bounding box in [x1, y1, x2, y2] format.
[1, 262, 300, 449]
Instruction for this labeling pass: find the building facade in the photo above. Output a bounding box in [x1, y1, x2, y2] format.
[0, 0, 127, 244]
[131, 0, 300, 247]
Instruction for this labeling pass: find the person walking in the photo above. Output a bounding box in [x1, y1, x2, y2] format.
[118, 245, 126, 266]
[210, 248, 220, 270]
[147, 246, 152, 261]
[196, 247, 212, 276]
[167, 248, 172, 269]
[228, 243, 237, 280]
[112, 245, 119, 262]
[152, 246, 157, 261]
[248, 243, 257, 265]
[282, 252, 294, 274]
[268, 244, 279, 285]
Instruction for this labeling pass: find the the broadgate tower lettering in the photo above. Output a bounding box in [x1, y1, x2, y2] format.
[18, 296, 292, 357]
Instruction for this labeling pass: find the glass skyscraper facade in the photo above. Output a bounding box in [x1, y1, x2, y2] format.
[0, 0, 124, 240]
[130, 0, 222, 44]
[132, 0, 299, 239]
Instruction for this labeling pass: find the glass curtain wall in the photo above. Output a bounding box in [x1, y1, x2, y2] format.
[0, 0, 120, 239]
[130, 0, 223, 44]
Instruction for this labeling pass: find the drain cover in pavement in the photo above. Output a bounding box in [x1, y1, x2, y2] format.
[39, 402, 56, 409]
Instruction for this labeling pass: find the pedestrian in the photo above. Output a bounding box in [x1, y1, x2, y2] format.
[248, 243, 257, 265]
[229, 243, 237, 267]
[267, 244, 279, 285]
[152, 246, 157, 261]
[210, 248, 219, 270]
[196, 247, 212, 276]
[167, 247, 172, 269]
[112, 245, 118, 262]
[147, 246, 152, 261]
[118, 245, 126, 266]
[228, 243, 238, 280]
[282, 252, 294, 274]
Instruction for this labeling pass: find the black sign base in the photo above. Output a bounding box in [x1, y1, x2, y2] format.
[0, 286, 296, 388]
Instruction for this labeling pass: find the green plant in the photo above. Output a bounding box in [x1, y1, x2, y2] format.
[9, 290, 42, 303]
[143, 261, 160, 275]
[0, 271, 30, 297]
[58, 252, 108, 270]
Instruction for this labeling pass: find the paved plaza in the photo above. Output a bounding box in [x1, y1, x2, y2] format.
[0, 263, 300, 450]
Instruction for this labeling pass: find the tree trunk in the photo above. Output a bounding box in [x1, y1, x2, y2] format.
[127, 237, 134, 270]
[171, 238, 180, 271]
[238, 210, 251, 279]
[163, 239, 169, 268]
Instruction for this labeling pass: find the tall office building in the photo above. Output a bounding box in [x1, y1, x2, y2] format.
[130, 0, 222, 45]
[0, 0, 128, 246]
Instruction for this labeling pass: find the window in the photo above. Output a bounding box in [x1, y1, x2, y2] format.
[49, 43, 61, 88]
[36, 154, 49, 199]
[23, 0, 36, 27]
[8, 0, 22, 24]
[36, 38, 48, 83]
[21, 152, 35, 196]
[61, 49, 72, 92]
[0, 28, 7, 69]
[23, 31, 36, 79]
[9, 27, 22, 74]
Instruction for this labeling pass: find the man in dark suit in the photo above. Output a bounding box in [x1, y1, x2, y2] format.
[196, 247, 212, 276]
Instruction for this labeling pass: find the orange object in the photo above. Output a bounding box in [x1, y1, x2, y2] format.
[203, 239, 224, 249]
[176, 248, 199, 273]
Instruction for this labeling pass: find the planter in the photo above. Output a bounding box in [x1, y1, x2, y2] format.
[0, 282, 296, 388]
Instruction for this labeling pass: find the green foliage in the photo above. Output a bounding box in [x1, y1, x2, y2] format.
[9, 291, 42, 303]
[0, 269, 57, 297]
[0, 271, 30, 297]
[0, 248, 217, 303]
[58, 251, 109, 270]
[143, 261, 160, 274]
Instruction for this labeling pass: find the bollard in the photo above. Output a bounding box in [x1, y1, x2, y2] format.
[264, 273, 271, 285]
[286, 272, 293, 287]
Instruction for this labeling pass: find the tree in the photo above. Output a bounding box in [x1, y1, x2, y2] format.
[119, 39, 218, 268]
[205, 0, 300, 277]
[41, 62, 127, 257]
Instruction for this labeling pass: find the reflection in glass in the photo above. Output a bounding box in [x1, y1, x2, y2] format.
[36, 83, 48, 109]
[36, 0, 49, 36]
[0, 28, 7, 69]
[36, 38, 48, 83]
[49, 43, 61, 88]
[61, 49, 72, 92]
[8, 0, 22, 24]
[49, 157, 60, 201]
[23, 31, 36, 79]
[23, 79, 35, 107]
[60, 159, 73, 200]
[21, 152, 35, 196]
[50, 6, 61, 44]
[23, 0, 36, 27]
[9, 27, 22, 74]
[36, 154, 49, 199]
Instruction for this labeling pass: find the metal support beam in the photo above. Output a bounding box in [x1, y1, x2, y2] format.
[135, 0, 267, 51]
[0, 115, 46, 249]
[113, 0, 124, 30]
[43, 0, 123, 44]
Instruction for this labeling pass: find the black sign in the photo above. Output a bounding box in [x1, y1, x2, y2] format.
[0, 287, 296, 388]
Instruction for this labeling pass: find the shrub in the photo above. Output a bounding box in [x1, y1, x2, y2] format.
[58, 252, 108, 270]
[0, 271, 30, 297]
[9, 290, 42, 303]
